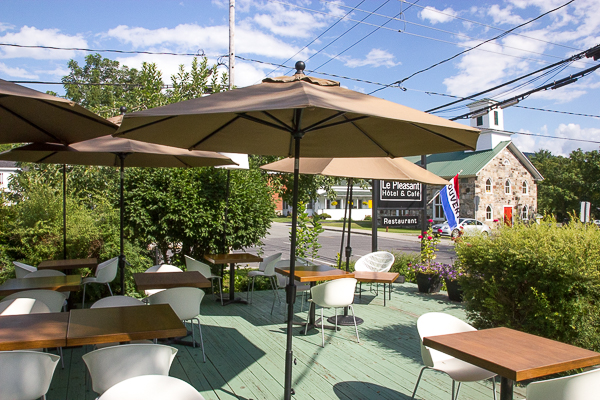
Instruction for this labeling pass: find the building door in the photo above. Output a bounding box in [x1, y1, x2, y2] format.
[503, 206, 513, 226]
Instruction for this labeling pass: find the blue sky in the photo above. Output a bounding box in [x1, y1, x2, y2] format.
[1, 0, 599, 156]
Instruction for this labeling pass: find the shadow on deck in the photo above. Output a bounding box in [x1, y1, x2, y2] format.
[47, 283, 525, 399]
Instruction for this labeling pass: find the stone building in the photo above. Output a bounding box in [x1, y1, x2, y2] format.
[406, 99, 543, 225]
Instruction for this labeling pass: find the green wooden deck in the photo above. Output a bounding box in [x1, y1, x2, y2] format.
[47, 284, 525, 400]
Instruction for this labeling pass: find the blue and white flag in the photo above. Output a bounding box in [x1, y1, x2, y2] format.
[440, 174, 460, 230]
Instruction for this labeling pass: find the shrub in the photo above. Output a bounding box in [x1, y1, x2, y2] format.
[363, 215, 372, 221]
[319, 213, 331, 219]
[390, 251, 420, 282]
[455, 218, 600, 351]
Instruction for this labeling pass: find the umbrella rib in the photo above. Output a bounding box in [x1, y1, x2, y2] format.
[304, 115, 368, 133]
[173, 156, 193, 168]
[41, 100, 118, 129]
[301, 111, 347, 133]
[261, 111, 293, 131]
[237, 113, 293, 132]
[0, 103, 65, 144]
[113, 116, 177, 137]
[410, 123, 475, 149]
[189, 115, 241, 150]
[37, 151, 60, 163]
[344, 116, 393, 157]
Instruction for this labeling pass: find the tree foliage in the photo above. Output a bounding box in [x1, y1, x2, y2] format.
[530, 149, 600, 221]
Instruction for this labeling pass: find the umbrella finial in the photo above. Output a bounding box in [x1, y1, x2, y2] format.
[120, 106, 127, 115]
[294, 61, 305, 75]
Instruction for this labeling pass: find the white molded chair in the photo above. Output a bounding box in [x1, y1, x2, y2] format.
[91, 295, 145, 309]
[24, 269, 71, 303]
[82, 257, 119, 308]
[355, 251, 395, 296]
[0, 350, 60, 400]
[272, 260, 311, 315]
[13, 261, 37, 278]
[185, 255, 224, 305]
[4, 289, 67, 313]
[246, 253, 282, 304]
[98, 375, 205, 400]
[0, 297, 51, 315]
[413, 312, 497, 400]
[304, 278, 360, 347]
[142, 264, 182, 298]
[526, 368, 600, 400]
[147, 287, 206, 362]
[82, 343, 178, 397]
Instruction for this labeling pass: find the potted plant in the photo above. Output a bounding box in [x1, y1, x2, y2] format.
[439, 263, 464, 302]
[410, 221, 446, 293]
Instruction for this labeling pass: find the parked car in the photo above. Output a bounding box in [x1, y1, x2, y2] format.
[432, 218, 492, 238]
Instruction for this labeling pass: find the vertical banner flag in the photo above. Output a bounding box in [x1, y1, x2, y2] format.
[440, 174, 460, 230]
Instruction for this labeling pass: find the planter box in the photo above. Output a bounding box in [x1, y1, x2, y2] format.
[416, 272, 442, 294]
[445, 278, 463, 302]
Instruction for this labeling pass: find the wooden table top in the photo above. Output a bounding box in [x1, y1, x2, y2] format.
[0, 312, 69, 350]
[354, 271, 400, 283]
[38, 258, 98, 271]
[204, 253, 263, 265]
[67, 304, 186, 347]
[0, 275, 81, 296]
[423, 327, 600, 381]
[133, 271, 211, 290]
[275, 264, 354, 282]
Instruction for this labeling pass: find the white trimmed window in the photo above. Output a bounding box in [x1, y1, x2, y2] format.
[521, 205, 529, 220]
[433, 195, 445, 220]
[522, 181, 528, 195]
[485, 178, 492, 193]
[504, 179, 511, 194]
[486, 205, 493, 221]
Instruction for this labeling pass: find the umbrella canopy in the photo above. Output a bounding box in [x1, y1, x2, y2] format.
[0, 78, 117, 144]
[260, 156, 448, 185]
[0, 136, 235, 293]
[112, 62, 480, 400]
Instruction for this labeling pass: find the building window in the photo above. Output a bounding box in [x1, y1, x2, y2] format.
[433, 195, 445, 220]
[522, 181, 528, 195]
[521, 205, 529, 220]
[504, 179, 511, 194]
[494, 110, 499, 126]
[486, 205, 493, 221]
[485, 178, 492, 193]
[476, 116, 483, 126]
[0, 173, 3, 186]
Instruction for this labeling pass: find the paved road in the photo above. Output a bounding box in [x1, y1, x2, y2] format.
[248, 222, 457, 265]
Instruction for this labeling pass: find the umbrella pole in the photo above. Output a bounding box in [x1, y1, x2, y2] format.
[119, 154, 126, 295]
[284, 116, 302, 400]
[63, 164, 67, 260]
[337, 181, 350, 269]
[222, 170, 231, 254]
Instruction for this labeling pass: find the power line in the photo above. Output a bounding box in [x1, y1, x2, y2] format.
[0, 43, 219, 57]
[498, 129, 600, 145]
[371, 0, 577, 95]
[395, 0, 581, 52]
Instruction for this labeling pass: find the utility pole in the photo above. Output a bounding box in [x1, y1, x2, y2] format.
[228, 0, 235, 90]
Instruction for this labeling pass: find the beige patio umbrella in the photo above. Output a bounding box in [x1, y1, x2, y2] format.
[0, 135, 235, 293]
[261, 156, 447, 324]
[113, 62, 480, 399]
[0, 78, 116, 144]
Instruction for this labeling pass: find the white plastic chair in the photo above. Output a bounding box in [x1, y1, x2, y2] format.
[304, 278, 360, 347]
[185, 255, 224, 305]
[246, 253, 282, 304]
[0, 350, 60, 400]
[98, 375, 205, 400]
[0, 297, 51, 315]
[272, 260, 311, 315]
[82, 343, 178, 396]
[91, 295, 145, 309]
[4, 289, 67, 312]
[526, 368, 600, 400]
[142, 264, 182, 298]
[13, 261, 37, 278]
[413, 312, 497, 400]
[354, 251, 395, 296]
[82, 257, 119, 308]
[147, 287, 206, 362]
[24, 269, 71, 303]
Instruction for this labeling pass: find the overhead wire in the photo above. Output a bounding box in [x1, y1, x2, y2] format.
[370, 0, 577, 95]
[0, 43, 218, 57]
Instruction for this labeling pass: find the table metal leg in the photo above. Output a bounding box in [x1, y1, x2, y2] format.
[500, 377, 513, 400]
[222, 262, 248, 306]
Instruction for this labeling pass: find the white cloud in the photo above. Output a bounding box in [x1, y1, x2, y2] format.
[487, 5, 526, 25]
[104, 23, 303, 59]
[0, 62, 38, 78]
[418, 6, 458, 25]
[0, 26, 87, 60]
[253, 2, 329, 38]
[34, 66, 71, 77]
[0, 23, 14, 32]
[512, 124, 600, 156]
[341, 49, 398, 68]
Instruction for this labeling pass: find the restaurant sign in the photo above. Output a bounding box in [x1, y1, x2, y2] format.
[381, 216, 419, 228]
[379, 180, 424, 209]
